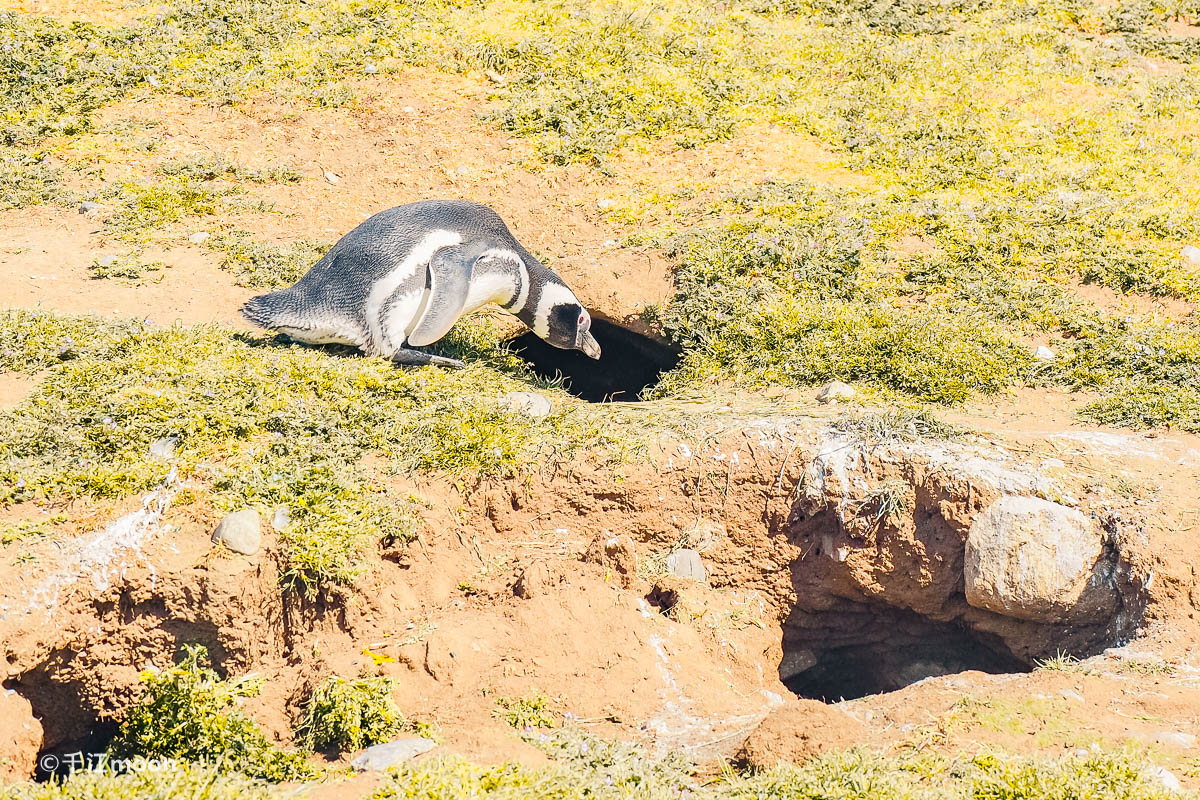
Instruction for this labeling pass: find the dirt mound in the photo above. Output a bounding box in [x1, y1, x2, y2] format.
[736, 699, 866, 769]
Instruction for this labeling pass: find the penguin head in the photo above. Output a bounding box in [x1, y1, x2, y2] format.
[545, 302, 602, 359]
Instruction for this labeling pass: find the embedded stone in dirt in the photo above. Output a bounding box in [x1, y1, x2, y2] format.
[211, 509, 262, 555]
[736, 699, 866, 768]
[514, 560, 564, 599]
[500, 391, 553, 419]
[583, 533, 638, 587]
[0, 690, 42, 783]
[965, 495, 1116, 623]
[506, 318, 679, 403]
[350, 738, 437, 771]
[816, 380, 856, 404]
[665, 548, 707, 582]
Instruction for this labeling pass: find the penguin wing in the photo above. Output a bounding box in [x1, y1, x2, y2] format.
[406, 246, 475, 347]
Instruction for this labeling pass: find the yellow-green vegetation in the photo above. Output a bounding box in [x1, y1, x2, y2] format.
[0, 309, 613, 593]
[211, 232, 332, 289]
[296, 675, 437, 752]
[107, 645, 317, 782]
[0, 762, 287, 800]
[494, 694, 557, 729]
[89, 255, 166, 280]
[4, 0, 1200, 425]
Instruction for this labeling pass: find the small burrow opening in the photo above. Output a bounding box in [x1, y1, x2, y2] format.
[507, 317, 680, 403]
[781, 604, 1032, 703]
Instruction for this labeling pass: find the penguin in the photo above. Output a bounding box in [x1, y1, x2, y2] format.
[239, 200, 602, 369]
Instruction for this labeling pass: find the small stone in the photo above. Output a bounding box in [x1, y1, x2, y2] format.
[364, 63, 378, 74]
[456, 165, 470, 175]
[500, 391, 553, 419]
[402, 106, 416, 113]
[350, 738, 436, 771]
[212, 509, 262, 555]
[485, 69, 505, 83]
[1035, 345, 1055, 360]
[1058, 689, 1084, 703]
[272, 507, 291, 531]
[665, 548, 707, 582]
[187, 232, 210, 244]
[1154, 731, 1197, 749]
[78, 201, 102, 214]
[322, 168, 340, 185]
[816, 381, 856, 404]
[96, 255, 118, 267]
[603, 239, 618, 247]
[1147, 766, 1182, 793]
[596, 198, 614, 210]
[148, 436, 178, 459]
[1182, 244, 1200, 267]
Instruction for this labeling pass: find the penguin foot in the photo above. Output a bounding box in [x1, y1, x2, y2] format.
[389, 346, 466, 369]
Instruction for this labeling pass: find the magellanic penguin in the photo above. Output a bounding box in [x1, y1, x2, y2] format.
[240, 200, 602, 368]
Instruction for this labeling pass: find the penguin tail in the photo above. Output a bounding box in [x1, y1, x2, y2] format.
[240, 290, 294, 330]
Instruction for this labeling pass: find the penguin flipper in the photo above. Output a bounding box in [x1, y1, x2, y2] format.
[406, 247, 474, 347]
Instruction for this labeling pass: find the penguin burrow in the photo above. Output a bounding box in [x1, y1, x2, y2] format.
[240, 199, 602, 369]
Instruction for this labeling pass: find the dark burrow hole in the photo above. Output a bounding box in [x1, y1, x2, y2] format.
[507, 317, 680, 403]
[781, 604, 1032, 703]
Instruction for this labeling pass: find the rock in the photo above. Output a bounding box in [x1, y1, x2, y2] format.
[1154, 731, 1197, 749]
[0, 690, 42, 783]
[583, 533, 638, 587]
[737, 699, 866, 768]
[778, 648, 818, 682]
[514, 560, 563, 599]
[596, 198, 614, 210]
[665, 548, 707, 582]
[500, 391, 553, 419]
[187, 231, 210, 244]
[964, 495, 1115, 622]
[78, 201, 102, 214]
[211, 509, 262, 555]
[1182, 244, 1200, 267]
[1058, 689, 1084, 703]
[364, 63, 378, 74]
[350, 738, 436, 771]
[272, 507, 291, 531]
[816, 381, 856, 404]
[96, 255, 118, 267]
[1147, 766, 1183, 793]
[1035, 345, 1055, 360]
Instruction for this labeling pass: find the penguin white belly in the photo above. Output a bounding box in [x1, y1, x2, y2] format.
[378, 288, 427, 354]
[364, 229, 463, 354]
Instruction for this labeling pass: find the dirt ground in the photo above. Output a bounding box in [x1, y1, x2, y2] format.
[4, 68, 1200, 790]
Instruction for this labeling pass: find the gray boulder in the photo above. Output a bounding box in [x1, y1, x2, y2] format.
[964, 495, 1114, 622]
[816, 381, 856, 404]
[350, 738, 437, 771]
[211, 509, 262, 555]
[666, 548, 707, 582]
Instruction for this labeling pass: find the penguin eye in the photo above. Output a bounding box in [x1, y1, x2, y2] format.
[578, 315, 586, 325]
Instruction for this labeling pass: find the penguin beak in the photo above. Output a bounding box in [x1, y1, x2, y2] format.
[579, 331, 601, 360]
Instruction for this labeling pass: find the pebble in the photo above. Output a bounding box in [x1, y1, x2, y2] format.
[272, 507, 291, 531]
[78, 201, 102, 214]
[665, 548, 707, 582]
[1182, 244, 1200, 267]
[1035, 345, 1055, 360]
[211, 509, 262, 555]
[1147, 766, 1182, 793]
[148, 436, 178, 460]
[350, 738, 437, 771]
[188, 232, 210, 244]
[1154, 731, 1197, 749]
[402, 106, 416, 114]
[597, 198, 614, 210]
[1058, 689, 1084, 703]
[96, 255, 118, 267]
[500, 391, 553, 419]
[323, 169, 340, 185]
[816, 380, 856, 404]
[364, 63, 378, 74]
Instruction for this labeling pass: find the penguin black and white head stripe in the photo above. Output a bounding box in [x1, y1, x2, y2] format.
[239, 200, 602, 368]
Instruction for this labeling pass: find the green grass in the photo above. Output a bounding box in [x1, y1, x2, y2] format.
[0, 309, 615, 593]
[107, 645, 317, 782]
[210, 232, 332, 289]
[296, 675, 437, 752]
[0, 762, 289, 800]
[494, 694, 557, 729]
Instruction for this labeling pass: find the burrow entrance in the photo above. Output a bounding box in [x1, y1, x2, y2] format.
[780, 602, 1032, 703]
[507, 317, 680, 403]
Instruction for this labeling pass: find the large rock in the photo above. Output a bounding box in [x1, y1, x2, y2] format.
[350, 738, 436, 771]
[964, 495, 1114, 622]
[211, 509, 262, 555]
[737, 699, 866, 768]
[0, 690, 43, 783]
[665, 548, 706, 582]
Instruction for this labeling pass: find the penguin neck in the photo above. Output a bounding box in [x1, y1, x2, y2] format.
[510, 259, 557, 330]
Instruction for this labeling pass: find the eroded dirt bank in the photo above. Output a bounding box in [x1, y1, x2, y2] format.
[3, 412, 1200, 785]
